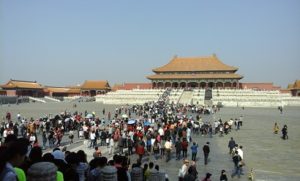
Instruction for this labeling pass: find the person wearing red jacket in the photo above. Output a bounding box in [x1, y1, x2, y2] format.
[181, 138, 189, 158]
[136, 137, 145, 162]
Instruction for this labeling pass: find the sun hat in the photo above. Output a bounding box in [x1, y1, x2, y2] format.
[27, 162, 57, 181]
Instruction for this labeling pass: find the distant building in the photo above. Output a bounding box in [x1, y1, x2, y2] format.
[0, 88, 6, 96]
[239, 82, 281, 91]
[288, 80, 300, 96]
[80, 80, 111, 96]
[112, 83, 152, 91]
[147, 54, 243, 89]
[44, 86, 81, 97]
[1, 79, 44, 97]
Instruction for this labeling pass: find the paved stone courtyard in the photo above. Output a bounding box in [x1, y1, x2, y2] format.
[1, 102, 300, 180]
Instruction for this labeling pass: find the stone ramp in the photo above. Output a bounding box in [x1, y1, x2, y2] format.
[178, 90, 193, 105]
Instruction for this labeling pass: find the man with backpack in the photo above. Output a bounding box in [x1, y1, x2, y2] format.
[231, 151, 242, 178]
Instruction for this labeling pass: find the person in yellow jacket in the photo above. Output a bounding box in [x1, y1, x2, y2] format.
[273, 122, 279, 134]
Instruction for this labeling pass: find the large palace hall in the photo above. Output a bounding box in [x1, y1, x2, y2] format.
[147, 54, 243, 89]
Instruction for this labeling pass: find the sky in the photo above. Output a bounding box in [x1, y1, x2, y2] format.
[1, 0, 300, 87]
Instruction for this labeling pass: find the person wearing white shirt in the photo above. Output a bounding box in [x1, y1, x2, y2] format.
[237, 145, 244, 175]
[164, 138, 172, 162]
[158, 127, 164, 137]
[186, 127, 191, 142]
[90, 131, 96, 148]
[178, 160, 189, 180]
[237, 146, 244, 160]
[109, 137, 115, 155]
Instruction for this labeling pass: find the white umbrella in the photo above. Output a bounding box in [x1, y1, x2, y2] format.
[128, 120, 136, 125]
[86, 114, 93, 119]
[122, 114, 128, 118]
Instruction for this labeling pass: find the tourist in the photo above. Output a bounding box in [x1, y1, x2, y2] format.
[190, 142, 198, 161]
[188, 161, 198, 179]
[183, 166, 197, 181]
[202, 142, 210, 165]
[127, 136, 134, 155]
[181, 138, 189, 158]
[55, 128, 63, 147]
[100, 129, 107, 146]
[186, 126, 191, 143]
[114, 155, 129, 181]
[220, 169, 228, 181]
[136, 137, 145, 162]
[48, 129, 55, 148]
[228, 137, 236, 155]
[175, 137, 182, 160]
[0, 138, 29, 181]
[273, 122, 279, 134]
[69, 129, 74, 144]
[20, 146, 43, 174]
[88, 157, 107, 181]
[178, 159, 189, 181]
[93, 146, 101, 158]
[27, 162, 58, 181]
[108, 135, 115, 155]
[237, 145, 244, 160]
[282, 124, 288, 140]
[42, 131, 47, 150]
[160, 138, 166, 158]
[143, 163, 149, 180]
[164, 137, 172, 162]
[76, 150, 89, 181]
[231, 151, 242, 178]
[201, 172, 212, 181]
[152, 140, 160, 160]
[208, 125, 213, 138]
[64, 152, 80, 180]
[89, 130, 96, 148]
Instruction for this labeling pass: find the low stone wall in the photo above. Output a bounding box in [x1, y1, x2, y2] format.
[0, 96, 30, 104]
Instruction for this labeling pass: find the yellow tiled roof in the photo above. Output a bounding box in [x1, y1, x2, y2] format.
[44, 86, 80, 94]
[293, 80, 300, 89]
[44, 87, 70, 93]
[153, 54, 238, 72]
[147, 73, 243, 80]
[67, 88, 81, 94]
[1, 80, 43, 89]
[287, 84, 294, 89]
[81, 80, 111, 90]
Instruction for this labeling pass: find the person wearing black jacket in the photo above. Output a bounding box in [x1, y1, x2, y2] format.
[228, 137, 236, 154]
[114, 155, 128, 181]
[231, 151, 242, 178]
[175, 138, 182, 160]
[202, 142, 210, 165]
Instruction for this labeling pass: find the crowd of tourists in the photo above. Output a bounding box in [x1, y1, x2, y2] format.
[0, 134, 168, 181]
[0, 89, 262, 181]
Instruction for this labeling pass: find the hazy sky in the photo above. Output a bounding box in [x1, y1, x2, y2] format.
[1, 0, 300, 87]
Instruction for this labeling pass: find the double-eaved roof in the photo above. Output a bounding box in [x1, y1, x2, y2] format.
[148, 54, 243, 80]
[147, 73, 242, 80]
[152, 54, 238, 72]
